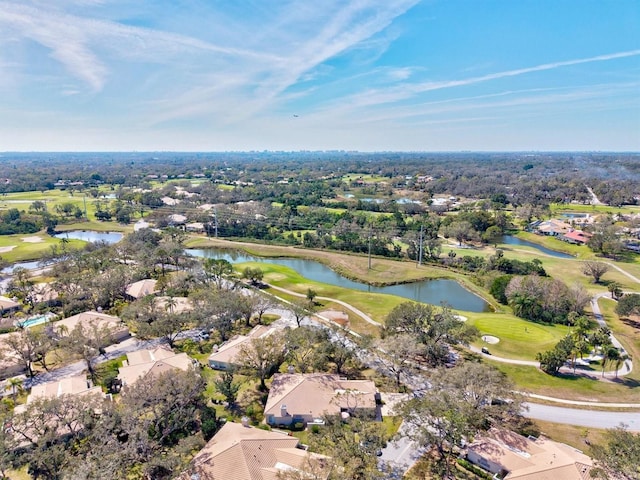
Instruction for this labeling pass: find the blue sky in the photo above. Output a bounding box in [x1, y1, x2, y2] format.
[1, 0, 638, 151]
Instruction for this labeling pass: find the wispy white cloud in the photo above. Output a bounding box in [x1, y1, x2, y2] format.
[346, 50, 640, 108]
[0, 2, 285, 92]
[145, 0, 421, 124]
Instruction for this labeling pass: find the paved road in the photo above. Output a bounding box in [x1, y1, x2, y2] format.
[266, 283, 380, 327]
[379, 422, 425, 478]
[525, 403, 640, 431]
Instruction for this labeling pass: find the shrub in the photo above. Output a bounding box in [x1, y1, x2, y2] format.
[457, 458, 495, 480]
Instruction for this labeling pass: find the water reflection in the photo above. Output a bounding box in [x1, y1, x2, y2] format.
[187, 248, 490, 312]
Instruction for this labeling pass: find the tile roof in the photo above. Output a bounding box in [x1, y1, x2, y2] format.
[0, 296, 20, 311]
[154, 296, 192, 314]
[53, 310, 125, 334]
[264, 374, 377, 419]
[125, 279, 158, 299]
[208, 325, 277, 367]
[467, 428, 594, 480]
[562, 230, 591, 243]
[183, 422, 329, 480]
[117, 346, 193, 386]
[27, 374, 105, 404]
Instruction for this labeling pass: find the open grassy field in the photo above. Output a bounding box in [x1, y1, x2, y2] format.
[598, 297, 640, 381]
[237, 260, 405, 329]
[0, 188, 136, 239]
[445, 235, 639, 294]
[0, 233, 85, 263]
[186, 237, 497, 305]
[492, 362, 639, 403]
[467, 312, 571, 360]
[532, 420, 607, 457]
[0, 189, 96, 216]
[340, 173, 389, 183]
[550, 203, 640, 216]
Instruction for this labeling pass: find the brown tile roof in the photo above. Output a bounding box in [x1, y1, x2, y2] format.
[27, 374, 105, 404]
[0, 296, 20, 312]
[125, 279, 158, 299]
[208, 325, 277, 367]
[467, 428, 594, 480]
[54, 311, 125, 334]
[264, 374, 377, 419]
[184, 422, 329, 480]
[563, 230, 591, 243]
[117, 346, 193, 386]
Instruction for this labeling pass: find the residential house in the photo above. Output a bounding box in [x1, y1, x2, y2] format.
[26, 375, 104, 405]
[264, 373, 379, 427]
[465, 428, 595, 480]
[154, 296, 192, 314]
[208, 325, 279, 370]
[117, 345, 194, 387]
[125, 279, 158, 300]
[53, 311, 130, 343]
[167, 213, 187, 225]
[178, 420, 330, 480]
[561, 229, 592, 245]
[531, 219, 572, 236]
[0, 295, 20, 315]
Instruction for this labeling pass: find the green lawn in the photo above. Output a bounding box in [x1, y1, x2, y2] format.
[467, 313, 571, 360]
[550, 203, 640, 216]
[0, 232, 85, 262]
[492, 362, 639, 402]
[237, 260, 405, 328]
[598, 298, 640, 383]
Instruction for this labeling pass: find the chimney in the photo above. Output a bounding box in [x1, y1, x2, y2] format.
[287, 365, 295, 374]
[280, 404, 288, 417]
[241, 416, 250, 427]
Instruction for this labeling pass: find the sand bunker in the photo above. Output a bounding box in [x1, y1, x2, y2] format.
[22, 236, 44, 243]
[318, 309, 349, 327]
[454, 315, 468, 322]
[0, 246, 16, 253]
[481, 335, 500, 344]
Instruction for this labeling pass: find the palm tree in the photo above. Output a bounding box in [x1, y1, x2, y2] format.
[164, 296, 177, 314]
[602, 345, 620, 378]
[5, 377, 23, 401]
[613, 353, 631, 378]
[608, 282, 623, 300]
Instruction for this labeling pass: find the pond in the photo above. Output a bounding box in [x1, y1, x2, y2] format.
[560, 213, 588, 219]
[54, 230, 123, 244]
[1, 260, 50, 274]
[186, 248, 491, 313]
[500, 236, 574, 259]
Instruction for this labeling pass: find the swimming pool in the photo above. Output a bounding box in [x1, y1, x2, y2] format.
[15, 313, 56, 329]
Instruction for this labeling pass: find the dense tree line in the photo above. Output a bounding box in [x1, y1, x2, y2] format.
[1, 153, 638, 208]
[0, 369, 217, 479]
